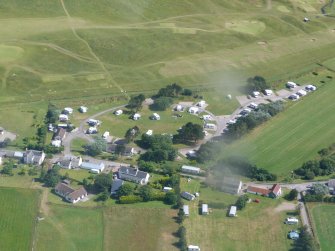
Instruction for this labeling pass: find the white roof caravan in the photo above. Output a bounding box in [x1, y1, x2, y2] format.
[285, 217, 299, 224]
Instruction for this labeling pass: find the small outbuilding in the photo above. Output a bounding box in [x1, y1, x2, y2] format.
[202, 204, 209, 215]
[229, 206, 237, 217]
[183, 205, 190, 217]
[181, 191, 195, 201]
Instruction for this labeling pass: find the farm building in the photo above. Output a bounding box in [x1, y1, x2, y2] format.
[81, 161, 105, 173]
[183, 205, 189, 216]
[59, 114, 69, 122]
[118, 166, 149, 185]
[263, 89, 273, 96]
[286, 81, 297, 88]
[229, 206, 237, 217]
[221, 177, 242, 194]
[269, 184, 282, 198]
[54, 182, 87, 203]
[188, 245, 200, 251]
[151, 113, 160, 120]
[63, 107, 73, 114]
[188, 106, 199, 114]
[110, 179, 124, 195]
[181, 165, 201, 175]
[327, 179, 335, 195]
[202, 204, 209, 215]
[114, 109, 123, 116]
[79, 106, 88, 113]
[181, 191, 195, 201]
[132, 113, 141, 120]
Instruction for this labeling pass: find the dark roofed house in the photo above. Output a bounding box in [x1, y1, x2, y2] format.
[106, 144, 135, 157]
[118, 166, 149, 185]
[221, 177, 242, 194]
[111, 179, 124, 195]
[54, 182, 88, 203]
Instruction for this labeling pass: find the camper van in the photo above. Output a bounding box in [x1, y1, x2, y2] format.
[285, 217, 299, 225]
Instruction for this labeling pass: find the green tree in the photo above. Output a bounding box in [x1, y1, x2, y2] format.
[286, 189, 299, 201]
[311, 183, 329, 195]
[45, 103, 61, 124]
[124, 126, 140, 143]
[85, 136, 107, 156]
[138, 160, 156, 172]
[152, 97, 173, 111]
[2, 160, 14, 176]
[117, 183, 135, 197]
[174, 122, 205, 144]
[127, 94, 145, 112]
[94, 173, 113, 193]
[96, 190, 110, 201]
[139, 185, 154, 202]
[164, 191, 177, 205]
[247, 76, 269, 91]
[290, 226, 317, 251]
[44, 166, 61, 187]
[235, 194, 249, 210]
[177, 226, 187, 251]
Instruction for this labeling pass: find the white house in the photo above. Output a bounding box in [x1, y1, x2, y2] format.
[264, 89, 273, 96]
[54, 182, 87, 203]
[59, 114, 69, 122]
[181, 165, 200, 175]
[252, 91, 260, 97]
[296, 89, 307, 96]
[81, 161, 105, 172]
[146, 130, 153, 136]
[114, 109, 123, 116]
[118, 166, 149, 185]
[79, 106, 88, 113]
[204, 123, 216, 130]
[286, 81, 297, 88]
[188, 245, 200, 251]
[63, 107, 73, 114]
[188, 106, 199, 114]
[229, 206, 237, 217]
[181, 191, 195, 201]
[133, 113, 141, 120]
[151, 113, 160, 120]
[202, 204, 209, 215]
[87, 127, 98, 134]
[196, 100, 206, 107]
[183, 205, 190, 216]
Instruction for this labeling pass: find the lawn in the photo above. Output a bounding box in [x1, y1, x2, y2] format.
[309, 203, 335, 251]
[103, 207, 179, 251]
[222, 74, 335, 177]
[0, 187, 40, 251]
[35, 204, 104, 251]
[181, 180, 299, 251]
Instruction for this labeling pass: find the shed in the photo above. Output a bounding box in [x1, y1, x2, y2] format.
[202, 204, 209, 215]
[183, 205, 190, 216]
[229, 206, 237, 217]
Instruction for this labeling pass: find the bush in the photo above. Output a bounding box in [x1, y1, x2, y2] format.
[182, 88, 193, 96]
[164, 191, 178, 205]
[235, 194, 249, 210]
[119, 195, 143, 204]
[152, 97, 173, 111]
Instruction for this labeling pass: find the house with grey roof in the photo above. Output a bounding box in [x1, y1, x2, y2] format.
[54, 182, 88, 203]
[57, 156, 82, 169]
[221, 177, 242, 195]
[118, 166, 149, 185]
[24, 150, 45, 165]
[181, 165, 201, 175]
[81, 161, 105, 173]
[181, 191, 195, 201]
[328, 179, 335, 195]
[111, 179, 124, 195]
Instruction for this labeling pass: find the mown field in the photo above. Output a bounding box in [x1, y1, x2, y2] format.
[222, 71, 335, 177]
[35, 203, 179, 251]
[309, 203, 335, 251]
[180, 178, 298, 251]
[1, 0, 335, 139]
[0, 187, 40, 251]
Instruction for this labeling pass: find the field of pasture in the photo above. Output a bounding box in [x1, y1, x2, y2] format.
[0, 188, 40, 251]
[222, 71, 335, 177]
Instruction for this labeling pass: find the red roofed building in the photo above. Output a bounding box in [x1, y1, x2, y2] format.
[269, 184, 282, 198]
[247, 184, 282, 198]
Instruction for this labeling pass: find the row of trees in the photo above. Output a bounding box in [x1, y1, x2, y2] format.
[295, 144, 335, 180]
[226, 101, 284, 139]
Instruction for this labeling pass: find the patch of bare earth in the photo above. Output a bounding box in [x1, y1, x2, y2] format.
[274, 202, 297, 213]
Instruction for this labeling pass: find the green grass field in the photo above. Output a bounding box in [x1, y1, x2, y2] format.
[180, 179, 299, 250]
[0, 187, 40, 251]
[309, 203, 335, 251]
[222, 73, 335, 177]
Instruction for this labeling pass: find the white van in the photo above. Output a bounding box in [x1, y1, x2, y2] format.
[285, 217, 299, 224]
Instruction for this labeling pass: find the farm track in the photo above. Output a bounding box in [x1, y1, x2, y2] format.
[60, 0, 128, 98]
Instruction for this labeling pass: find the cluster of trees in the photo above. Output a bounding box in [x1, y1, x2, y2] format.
[195, 141, 222, 163]
[177, 226, 187, 251]
[151, 96, 173, 111]
[235, 194, 249, 210]
[127, 94, 145, 112]
[219, 157, 277, 181]
[157, 83, 183, 98]
[290, 226, 317, 251]
[226, 101, 284, 139]
[124, 126, 140, 143]
[117, 184, 165, 204]
[40, 165, 61, 187]
[139, 134, 177, 162]
[247, 76, 270, 92]
[173, 122, 205, 144]
[303, 183, 334, 203]
[85, 136, 107, 156]
[295, 144, 335, 179]
[46, 103, 61, 124]
[285, 189, 299, 201]
[1, 160, 15, 176]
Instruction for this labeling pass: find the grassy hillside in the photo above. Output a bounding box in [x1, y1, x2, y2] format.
[222, 72, 335, 177]
[0, 188, 40, 251]
[309, 203, 335, 251]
